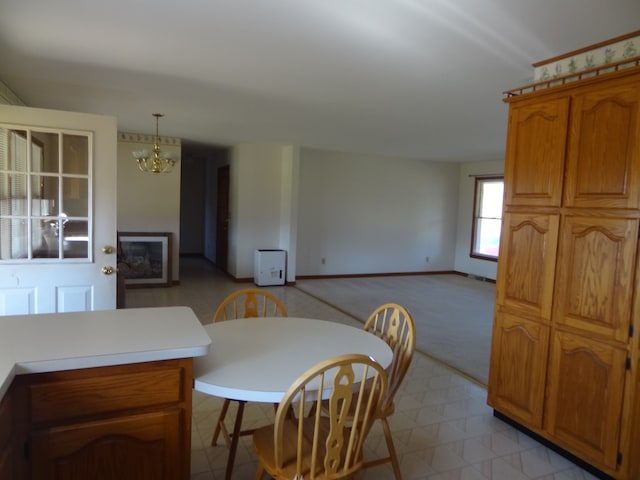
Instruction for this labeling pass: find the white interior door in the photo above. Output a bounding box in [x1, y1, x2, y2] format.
[0, 105, 117, 314]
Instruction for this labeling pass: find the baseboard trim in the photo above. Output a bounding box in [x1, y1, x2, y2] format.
[228, 270, 496, 285]
[296, 270, 459, 280]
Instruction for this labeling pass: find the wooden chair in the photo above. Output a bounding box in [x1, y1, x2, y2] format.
[361, 303, 416, 479]
[210, 288, 288, 478]
[312, 303, 416, 478]
[252, 353, 388, 480]
[213, 287, 288, 322]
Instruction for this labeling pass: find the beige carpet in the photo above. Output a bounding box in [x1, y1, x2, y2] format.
[294, 274, 495, 385]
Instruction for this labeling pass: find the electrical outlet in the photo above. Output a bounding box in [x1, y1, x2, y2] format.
[321, 257, 326, 264]
[425, 256, 430, 263]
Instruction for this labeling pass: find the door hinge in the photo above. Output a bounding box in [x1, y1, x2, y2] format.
[626, 358, 632, 370]
[617, 451, 623, 465]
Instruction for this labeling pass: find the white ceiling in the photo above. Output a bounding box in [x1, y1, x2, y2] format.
[0, 0, 638, 161]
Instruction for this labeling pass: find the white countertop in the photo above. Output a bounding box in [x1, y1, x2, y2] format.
[0, 306, 211, 400]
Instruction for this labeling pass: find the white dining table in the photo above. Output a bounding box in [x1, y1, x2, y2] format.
[193, 316, 393, 479]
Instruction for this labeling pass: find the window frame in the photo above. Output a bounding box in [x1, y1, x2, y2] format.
[470, 175, 504, 262]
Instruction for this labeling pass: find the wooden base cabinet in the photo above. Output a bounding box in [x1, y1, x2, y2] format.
[9, 358, 193, 480]
[0, 388, 17, 480]
[30, 410, 182, 479]
[488, 66, 640, 479]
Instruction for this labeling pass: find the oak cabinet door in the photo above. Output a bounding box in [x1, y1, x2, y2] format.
[30, 409, 182, 480]
[564, 78, 640, 209]
[496, 212, 559, 320]
[0, 392, 14, 480]
[488, 312, 549, 427]
[503, 96, 570, 207]
[553, 215, 637, 343]
[628, 354, 640, 479]
[545, 330, 627, 470]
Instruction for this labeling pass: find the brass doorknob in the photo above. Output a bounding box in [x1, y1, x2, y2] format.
[102, 246, 114, 254]
[102, 265, 115, 275]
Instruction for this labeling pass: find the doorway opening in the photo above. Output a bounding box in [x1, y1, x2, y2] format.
[179, 144, 230, 271]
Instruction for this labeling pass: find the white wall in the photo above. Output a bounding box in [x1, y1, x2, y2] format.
[453, 159, 504, 280]
[227, 144, 298, 279]
[117, 133, 182, 282]
[295, 149, 460, 276]
[115, 136, 500, 283]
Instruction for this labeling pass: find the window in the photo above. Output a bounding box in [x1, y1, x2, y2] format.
[470, 176, 504, 261]
[0, 126, 91, 261]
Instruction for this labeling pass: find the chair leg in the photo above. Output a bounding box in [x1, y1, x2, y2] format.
[224, 400, 246, 480]
[381, 417, 402, 480]
[363, 417, 403, 479]
[212, 398, 231, 446]
[253, 464, 265, 480]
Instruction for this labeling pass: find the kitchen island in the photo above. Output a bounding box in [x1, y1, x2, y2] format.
[0, 306, 211, 480]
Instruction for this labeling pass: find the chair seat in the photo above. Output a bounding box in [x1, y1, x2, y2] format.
[253, 417, 341, 479]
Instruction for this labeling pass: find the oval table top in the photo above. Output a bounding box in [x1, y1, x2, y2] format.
[193, 317, 393, 403]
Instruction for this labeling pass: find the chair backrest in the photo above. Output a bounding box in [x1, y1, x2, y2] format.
[364, 303, 416, 409]
[273, 354, 388, 480]
[213, 288, 288, 322]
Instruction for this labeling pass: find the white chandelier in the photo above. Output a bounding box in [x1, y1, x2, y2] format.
[133, 113, 177, 173]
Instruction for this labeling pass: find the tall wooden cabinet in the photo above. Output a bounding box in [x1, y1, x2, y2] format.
[488, 66, 640, 479]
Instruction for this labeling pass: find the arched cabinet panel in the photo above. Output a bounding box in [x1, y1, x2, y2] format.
[488, 312, 549, 427]
[496, 212, 559, 319]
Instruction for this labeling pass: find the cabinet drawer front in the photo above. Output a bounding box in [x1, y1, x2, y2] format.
[30, 367, 184, 424]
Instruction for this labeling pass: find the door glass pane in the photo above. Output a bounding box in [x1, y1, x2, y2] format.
[0, 218, 27, 259]
[36, 132, 59, 173]
[62, 177, 88, 216]
[31, 136, 43, 177]
[39, 217, 69, 259]
[63, 219, 88, 258]
[63, 134, 89, 174]
[33, 218, 54, 258]
[1, 174, 27, 214]
[10, 174, 28, 211]
[41, 176, 59, 215]
[9, 130, 27, 173]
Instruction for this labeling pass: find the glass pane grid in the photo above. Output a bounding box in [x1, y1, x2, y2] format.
[0, 126, 91, 262]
